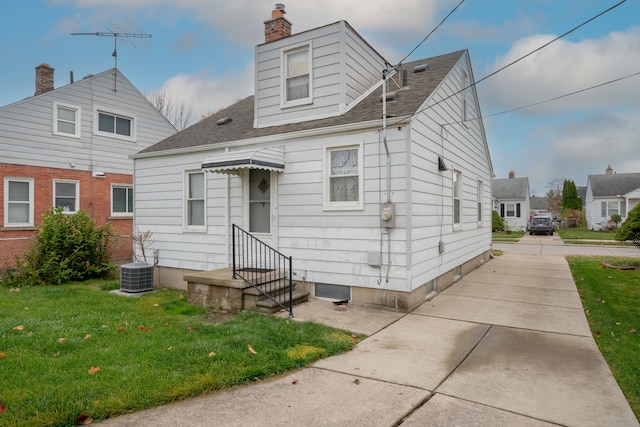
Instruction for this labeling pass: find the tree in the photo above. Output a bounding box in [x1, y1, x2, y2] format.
[492, 210, 504, 232]
[147, 89, 195, 131]
[615, 204, 640, 249]
[545, 178, 563, 217]
[561, 180, 582, 211]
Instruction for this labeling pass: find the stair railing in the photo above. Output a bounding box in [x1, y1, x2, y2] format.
[232, 224, 293, 317]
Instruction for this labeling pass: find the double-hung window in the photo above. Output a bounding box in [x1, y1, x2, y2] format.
[112, 185, 133, 216]
[453, 171, 462, 225]
[282, 44, 312, 106]
[54, 180, 78, 213]
[4, 177, 34, 227]
[186, 171, 205, 229]
[324, 144, 363, 210]
[53, 102, 80, 137]
[601, 201, 626, 218]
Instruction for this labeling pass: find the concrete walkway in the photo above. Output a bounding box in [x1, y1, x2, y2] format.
[99, 239, 639, 426]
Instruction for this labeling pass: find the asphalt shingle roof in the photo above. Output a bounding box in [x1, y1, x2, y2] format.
[588, 173, 640, 197]
[491, 177, 529, 200]
[138, 50, 466, 155]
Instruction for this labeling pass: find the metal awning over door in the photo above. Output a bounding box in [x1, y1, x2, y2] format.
[202, 146, 285, 175]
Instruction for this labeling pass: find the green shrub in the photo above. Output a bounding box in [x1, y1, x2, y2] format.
[1, 208, 114, 286]
[492, 210, 504, 232]
[616, 204, 640, 249]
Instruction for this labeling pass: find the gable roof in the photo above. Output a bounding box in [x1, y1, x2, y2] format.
[136, 50, 466, 156]
[529, 195, 548, 211]
[588, 172, 640, 197]
[491, 177, 529, 200]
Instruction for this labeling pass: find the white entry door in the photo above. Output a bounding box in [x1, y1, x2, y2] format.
[244, 168, 277, 249]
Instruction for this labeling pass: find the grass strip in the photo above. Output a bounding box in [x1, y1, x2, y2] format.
[567, 256, 640, 419]
[0, 281, 356, 426]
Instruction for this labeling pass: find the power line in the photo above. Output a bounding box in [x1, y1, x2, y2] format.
[388, 0, 627, 126]
[397, 0, 465, 66]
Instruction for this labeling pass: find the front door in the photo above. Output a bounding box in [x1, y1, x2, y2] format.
[245, 168, 277, 249]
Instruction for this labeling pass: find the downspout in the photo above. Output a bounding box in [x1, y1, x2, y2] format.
[224, 147, 231, 266]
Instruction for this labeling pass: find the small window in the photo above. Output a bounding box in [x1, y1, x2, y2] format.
[112, 185, 133, 216]
[453, 171, 462, 224]
[186, 171, 205, 228]
[282, 44, 312, 106]
[324, 144, 363, 210]
[477, 180, 483, 222]
[94, 106, 136, 141]
[54, 180, 78, 213]
[4, 177, 34, 226]
[53, 103, 80, 137]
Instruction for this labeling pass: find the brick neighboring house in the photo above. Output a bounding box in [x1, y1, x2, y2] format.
[0, 64, 176, 268]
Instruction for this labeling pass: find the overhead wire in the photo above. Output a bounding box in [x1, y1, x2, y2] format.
[386, 0, 628, 127]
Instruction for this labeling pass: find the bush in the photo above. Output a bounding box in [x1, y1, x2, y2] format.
[1, 208, 114, 286]
[564, 209, 586, 229]
[616, 204, 640, 249]
[492, 210, 504, 232]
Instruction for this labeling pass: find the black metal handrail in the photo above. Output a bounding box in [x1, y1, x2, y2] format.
[232, 224, 293, 317]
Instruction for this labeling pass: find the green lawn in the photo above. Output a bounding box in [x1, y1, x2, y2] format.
[567, 256, 640, 419]
[0, 281, 356, 426]
[492, 231, 525, 242]
[558, 229, 617, 240]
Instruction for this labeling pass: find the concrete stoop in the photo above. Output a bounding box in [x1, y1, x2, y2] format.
[185, 267, 309, 315]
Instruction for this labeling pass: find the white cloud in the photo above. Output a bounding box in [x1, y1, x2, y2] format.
[480, 26, 640, 115]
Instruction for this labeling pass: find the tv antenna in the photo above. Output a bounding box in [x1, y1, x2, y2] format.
[71, 31, 151, 91]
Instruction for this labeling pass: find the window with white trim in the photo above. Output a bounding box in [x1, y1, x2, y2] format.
[282, 44, 312, 106]
[112, 185, 133, 216]
[601, 201, 625, 218]
[500, 202, 521, 218]
[53, 102, 80, 137]
[4, 177, 34, 227]
[477, 180, 483, 222]
[94, 106, 136, 141]
[54, 180, 78, 213]
[453, 171, 462, 225]
[324, 144, 363, 210]
[186, 171, 205, 228]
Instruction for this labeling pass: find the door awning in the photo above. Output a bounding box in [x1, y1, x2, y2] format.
[202, 146, 285, 175]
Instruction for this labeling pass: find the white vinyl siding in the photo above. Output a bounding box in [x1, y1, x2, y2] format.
[112, 185, 133, 216]
[53, 102, 80, 138]
[54, 180, 79, 213]
[185, 171, 205, 230]
[324, 143, 363, 210]
[4, 177, 34, 226]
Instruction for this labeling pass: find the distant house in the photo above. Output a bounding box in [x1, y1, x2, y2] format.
[585, 165, 640, 230]
[529, 195, 548, 215]
[492, 171, 530, 230]
[0, 64, 176, 267]
[131, 6, 494, 312]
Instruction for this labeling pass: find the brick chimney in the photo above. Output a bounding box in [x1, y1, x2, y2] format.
[508, 170, 515, 179]
[264, 4, 291, 43]
[605, 165, 613, 175]
[35, 63, 55, 96]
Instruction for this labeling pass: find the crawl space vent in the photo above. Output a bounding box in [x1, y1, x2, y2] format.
[120, 262, 154, 292]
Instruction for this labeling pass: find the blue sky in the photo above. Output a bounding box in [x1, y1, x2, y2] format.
[1, 0, 639, 195]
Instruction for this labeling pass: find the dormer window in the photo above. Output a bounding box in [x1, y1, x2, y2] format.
[282, 43, 312, 107]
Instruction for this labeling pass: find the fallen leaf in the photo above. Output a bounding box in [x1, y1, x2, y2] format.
[84, 334, 92, 340]
[179, 294, 184, 300]
[137, 325, 148, 331]
[28, 331, 33, 336]
[164, 322, 169, 327]
[167, 346, 173, 351]
[186, 326, 194, 332]
[351, 334, 358, 344]
[13, 325, 25, 331]
[75, 413, 93, 425]
[58, 338, 68, 343]
[102, 325, 107, 328]
[616, 322, 622, 326]
[594, 330, 601, 335]
[352, 379, 360, 385]
[247, 344, 258, 354]
[125, 321, 130, 327]
[291, 379, 298, 385]
[208, 351, 216, 357]
[88, 366, 100, 375]
[153, 303, 159, 307]
[0, 352, 6, 358]
[601, 300, 606, 304]
[82, 417, 94, 425]
[0, 403, 6, 412]
[118, 326, 125, 332]
[52, 352, 60, 357]
[630, 329, 637, 334]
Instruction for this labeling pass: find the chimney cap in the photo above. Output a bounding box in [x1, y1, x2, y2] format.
[275, 3, 285, 11]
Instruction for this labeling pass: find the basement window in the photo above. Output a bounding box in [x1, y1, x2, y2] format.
[315, 283, 351, 301]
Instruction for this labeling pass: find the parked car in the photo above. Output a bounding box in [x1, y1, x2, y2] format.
[529, 214, 554, 235]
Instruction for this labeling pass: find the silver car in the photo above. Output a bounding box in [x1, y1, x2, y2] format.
[529, 214, 554, 235]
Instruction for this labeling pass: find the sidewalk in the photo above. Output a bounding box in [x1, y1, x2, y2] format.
[99, 251, 639, 426]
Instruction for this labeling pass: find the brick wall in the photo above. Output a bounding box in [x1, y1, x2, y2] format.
[1, 163, 134, 268]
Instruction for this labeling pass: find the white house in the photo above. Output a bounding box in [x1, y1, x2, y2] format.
[585, 166, 640, 230]
[491, 171, 530, 231]
[132, 6, 494, 312]
[0, 64, 176, 267]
